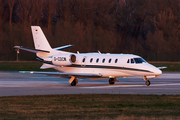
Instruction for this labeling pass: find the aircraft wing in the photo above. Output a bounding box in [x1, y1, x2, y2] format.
[157, 67, 167, 69]
[20, 71, 102, 78]
[14, 46, 49, 53]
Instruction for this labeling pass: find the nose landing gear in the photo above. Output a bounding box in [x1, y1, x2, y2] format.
[145, 80, 150, 86]
[143, 76, 151, 86]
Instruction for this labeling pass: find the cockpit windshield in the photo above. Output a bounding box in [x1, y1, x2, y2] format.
[134, 58, 146, 63]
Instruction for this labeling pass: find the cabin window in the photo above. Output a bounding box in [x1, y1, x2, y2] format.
[115, 59, 118, 63]
[127, 59, 129, 63]
[109, 59, 111, 63]
[131, 59, 134, 63]
[102, 58, 105, 63]
[82, 58, 85, 62]
[96, 58, 99, 63]
[90, 58, 93, 63]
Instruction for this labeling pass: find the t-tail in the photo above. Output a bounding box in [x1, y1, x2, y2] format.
[14, 26, 74, 68]
[15, 26, 73, 57]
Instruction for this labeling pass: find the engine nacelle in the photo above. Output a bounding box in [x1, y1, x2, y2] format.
[52, 54, 76, 66]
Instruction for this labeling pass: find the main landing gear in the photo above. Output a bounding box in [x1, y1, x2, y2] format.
[71, 78, 78, 86]
[109, 78, 118, 85]
[143, 76, 150, 86]
[69, 76, 78, 86]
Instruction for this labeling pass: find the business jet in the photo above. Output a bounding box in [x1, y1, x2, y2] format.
[14, 26, 165, 86]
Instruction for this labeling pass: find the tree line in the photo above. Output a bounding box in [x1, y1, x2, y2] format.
[0, 0, 180, 61]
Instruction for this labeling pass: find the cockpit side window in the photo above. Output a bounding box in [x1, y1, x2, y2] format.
[134, 58, 146, 63]
[127, 59, 129, 63]
[131, 59, 134, 63]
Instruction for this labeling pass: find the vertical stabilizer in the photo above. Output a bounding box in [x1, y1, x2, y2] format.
[31, 26, 52, 51]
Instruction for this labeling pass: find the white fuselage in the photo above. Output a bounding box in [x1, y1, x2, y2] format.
[53, 53, 162, 78]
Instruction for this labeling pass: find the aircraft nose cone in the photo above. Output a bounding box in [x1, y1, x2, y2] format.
[154, 69, 162, 75]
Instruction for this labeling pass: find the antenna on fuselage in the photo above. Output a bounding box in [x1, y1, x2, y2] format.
[97, 50, 101, 54]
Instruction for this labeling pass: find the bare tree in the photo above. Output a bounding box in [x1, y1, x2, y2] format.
[46, 0, 57, 31]
[18, 0, 33, 28]
[33, 0, 44, 25]
[7, 0, 15, 30]
[0, 0, 4, 31]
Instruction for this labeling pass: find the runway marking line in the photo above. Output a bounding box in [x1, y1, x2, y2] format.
[81, 83, 180, 89]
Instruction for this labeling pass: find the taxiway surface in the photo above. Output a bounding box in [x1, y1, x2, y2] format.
[0, 71, 180, 96]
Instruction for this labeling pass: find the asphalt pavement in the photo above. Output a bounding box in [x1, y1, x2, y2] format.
[0, 71, 180, 96]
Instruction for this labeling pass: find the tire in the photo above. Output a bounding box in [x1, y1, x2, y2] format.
[71, 79, 77, 86]
[109, 78, 115, 85]
[146, 80, 150, 86]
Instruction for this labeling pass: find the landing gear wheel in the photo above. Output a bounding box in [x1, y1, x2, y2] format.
[143, 76, 151, 86]
[146, 80, 150, 86]
[109, 78, 115, 85]
[71, 79, 78, 86]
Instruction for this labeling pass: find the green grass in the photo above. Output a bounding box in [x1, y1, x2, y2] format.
[0, 61, 55, 71]
[0, 61, 180, 71]
[0, 94, 180, 119]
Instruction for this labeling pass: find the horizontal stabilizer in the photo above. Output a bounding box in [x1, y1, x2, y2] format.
[14, 46, 49, 53]
[40, 64, 55, 69]
[53, 45, 73, 50]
